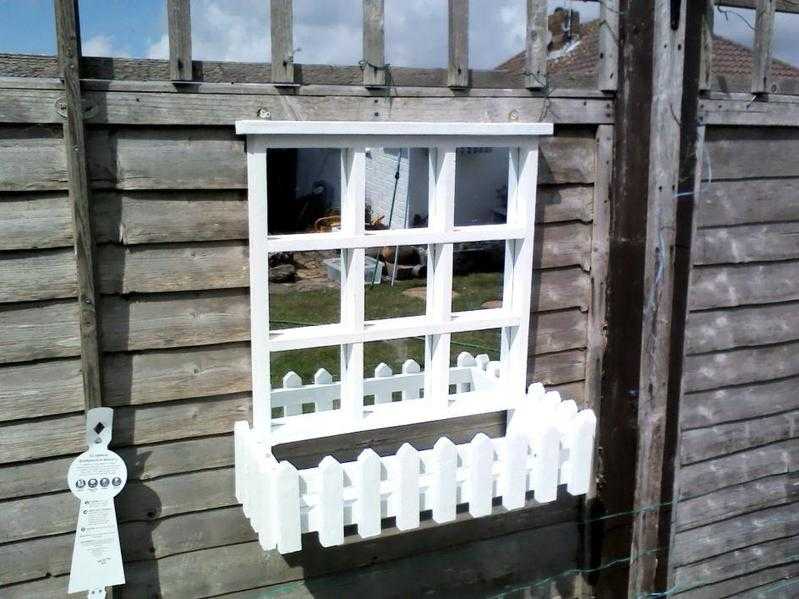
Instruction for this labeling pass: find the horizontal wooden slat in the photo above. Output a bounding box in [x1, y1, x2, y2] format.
[0, 300, 80, 363]
[697, 178, 799, 227]
[680, 409, 799, 465]
[0, 434, 234, 500]
[689, 261, 799, 310]
[0, 86, 612, 127]
[686, 302, 799, 354]
[678, 438, 799, 500]
[693, 222, 799, 265]
[672, 535, 799, 597]
[683, 340, 799, 392]
[701, 96, 799, 126]
[706, 127, 799, 180]
[681, 375, 799, 429]
[0, 193, 72, 250]
[0, 393, 251, 464]
[675, 473, 797, 532]
[0, 249, 76, 303]
[672, 561, 799, 599]
[0, 127, 596, 192]
[670, 501, 799, 566]
[0, 359, 84, 421]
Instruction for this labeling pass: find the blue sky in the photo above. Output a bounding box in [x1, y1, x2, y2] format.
[1, 1, 798, 70]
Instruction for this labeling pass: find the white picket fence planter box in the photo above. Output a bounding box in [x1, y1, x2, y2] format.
[234, 120, 596, 554]
[234, 370, 595, 553]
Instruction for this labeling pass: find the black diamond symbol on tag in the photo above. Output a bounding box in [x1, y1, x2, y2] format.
[93, 422, 105, 435]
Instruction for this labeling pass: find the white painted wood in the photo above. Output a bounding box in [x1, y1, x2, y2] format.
[317, 456, 344, 547]
[455, 352, 476, 393]
[282, 371, 303, 416]
[356, 449, 382, 538]
[401, 359, 421, 400]
[475, 353, 490, 371]
[566, 410, 597, 496]
[313, 368, 334, 411]
[255, 453, 276, 550]
[273, 461, 302, 553]
[393, 443, 420, 530]
[468, 433, 494, 517]
[531, 418, 560, 503]
[245, 137, 271, 436]
[502, 432, 528, 510]
[236, 120, 553, 136]
[234, 420, 248, 504]
[373, 362, 393, 404]
[431, 437, 458, 523]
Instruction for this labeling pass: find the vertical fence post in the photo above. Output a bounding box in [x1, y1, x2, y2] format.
[363, 0, 386, 87]
[271, 0, 295, 84]
[167, 0, 192, 81]
[752, 0, 776, 94]
[54, 0, 104, 415]
[598, 0, 620, 91]
[447, 0, 469, 88]
[525, 0, 548, 89]
[698, 0, 714, 92]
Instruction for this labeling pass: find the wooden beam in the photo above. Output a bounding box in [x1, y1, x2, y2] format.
[752, 0, 777, 94]
[167, 0, 192, 81]
[270, 0, 294, 84]
[698, 0, 714, 92]
[447, 0, 468, 88]
[719, 0, 799, 13]
[362, 0, 386, 88]
[598, 0, 620, 92]
[629, 0, 689, 595]
[525, 0, 548, 90]
[54, 0, 103, 413]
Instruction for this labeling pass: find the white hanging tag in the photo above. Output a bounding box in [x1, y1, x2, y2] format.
[67, 407, 127, 596]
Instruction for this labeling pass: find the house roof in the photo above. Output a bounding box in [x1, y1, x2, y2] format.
[496, 19, 799, 81]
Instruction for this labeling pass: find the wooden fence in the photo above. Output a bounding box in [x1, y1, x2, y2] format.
[0, 0, 798, 597]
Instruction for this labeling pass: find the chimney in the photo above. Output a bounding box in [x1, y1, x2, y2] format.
[548, 8, 581, 52]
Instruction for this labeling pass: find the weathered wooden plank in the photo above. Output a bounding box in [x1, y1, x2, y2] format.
[0, 125, 66, 191]
[0, 434, 234, 500]
[527, 349, 585, 387]
[0, 193, 72, 249]
[693, 222, 799, 265]
[270, 0, 294, 84]
[682, 375, 799, 430]
[683, 340, 799, 392]
[673, 535, 799, 596]
[597, 0, 620, 91]
[0, 186, 590, 250]
[672, 561, 799, 599]
[670, 501, 799, 566]
[0, 393, 251, 464]
[167, 0, 192, 81]
[697, 178, 799, 227]
[0, 248, 76, 303]
[686, 302, 799, 354]
[698, 0, 713, 91]
[751, 0, 777, 94]
[362, 0, 385, 87]
[525, 0, 548, 89]
[680, 409, 799, 465]
[718, 0, 799, 13]
[689, 261, 799, 310]
[706, 127, 799, 180]
[678, 438, 799, 500]
[0, 300, 80, 363]
[0, 358, 83, 421]
[701, 96, 799, 126]
[447, 0, 468, 88]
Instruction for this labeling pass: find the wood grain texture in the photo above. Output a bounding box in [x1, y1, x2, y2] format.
[697, 178, 799, 226]
[0, 193, 72, 249]
[525, 0, 548, 89]
[0, 300, 80, 363]
[362, 0, 385, 87]
[680, 409, 799, 465]
[683, 340, 799, 392]
[0, 125, 66, 191]
[705, 127, 799, 180]
[447, 0, 468, 88]
[167, 0, 192, 81]
[672, 561, 799, 599]
[689, 261, 799, 310]
[686, 301, 799, 354]
[751, 0, 776, 94]
[693, 222, 799, 265]
[0, 248, 76, 302]
[677, 438, 799, 500]
[0, 359, 84, 421]
[670, 501, 799, 566]
[270, 0, 294, 83]
[681, 375, 799, 429]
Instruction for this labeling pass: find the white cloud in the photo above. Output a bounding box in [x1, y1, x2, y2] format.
[82, 34, 131, 58]
[147, 34, 169, 60]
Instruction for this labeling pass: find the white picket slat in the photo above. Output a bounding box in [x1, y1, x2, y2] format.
[531, 419, 560, 503]
[273, 461, 302, 553]
[234, 421, 248, 504]
[502, 432, 528, 510]
[401, 359, 422, 399]
[468, 433, 494, 517]
[356, 448, 383, 537]
[393, 443, 421, 530]
[314, 368, 334, 411]
[255, 454, 276, 550]
[455, 352, 475, 393]
[373, 362, 393, 404]
[431, 437, 458, 523]
[282, 371, 303, 416]
[566, 410, 597, 496]
[317, 456, 344, 547]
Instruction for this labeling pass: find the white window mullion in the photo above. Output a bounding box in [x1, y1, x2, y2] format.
[340, 147, 367, 423]
[501, 142, 539, 397]
[246, 136, 271, 439]
[424, 146, 456, 410]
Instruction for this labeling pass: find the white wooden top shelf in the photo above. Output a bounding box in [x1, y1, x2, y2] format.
[236, 120, 554, 137]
